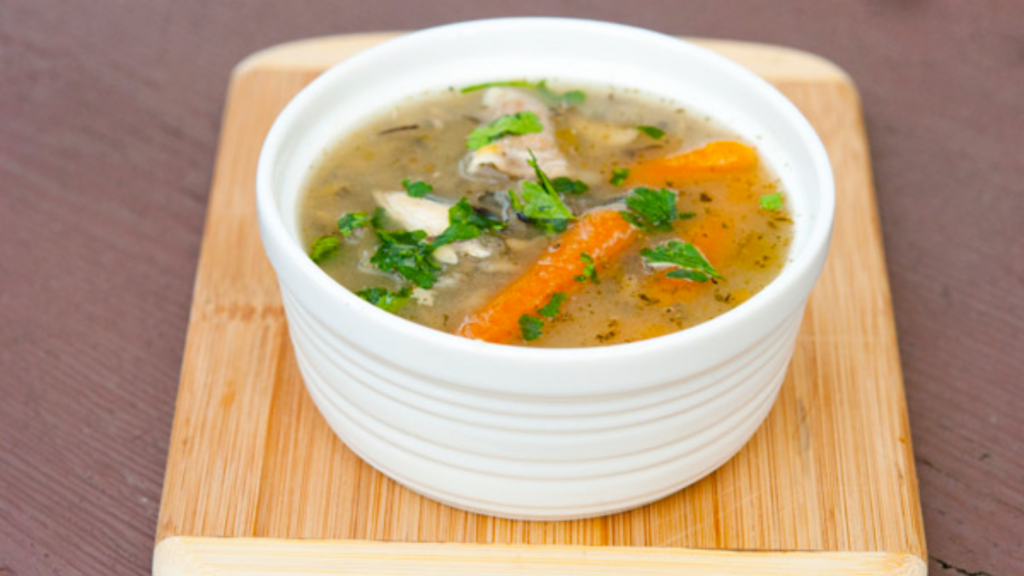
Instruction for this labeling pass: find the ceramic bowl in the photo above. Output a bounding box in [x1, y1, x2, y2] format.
[257, 17, 834, 519]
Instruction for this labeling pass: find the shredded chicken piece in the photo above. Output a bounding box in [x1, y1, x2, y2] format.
[466, 88, 569, 179]
[372, 191, 494, 264]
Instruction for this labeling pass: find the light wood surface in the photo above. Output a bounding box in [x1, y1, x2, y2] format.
[154, 34, 925, 574]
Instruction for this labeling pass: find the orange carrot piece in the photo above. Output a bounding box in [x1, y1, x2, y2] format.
[457, 209, 637, 344]
[627, 141, 758, 187]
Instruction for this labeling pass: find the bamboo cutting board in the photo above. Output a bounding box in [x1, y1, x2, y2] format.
[154, 34, 926, 575]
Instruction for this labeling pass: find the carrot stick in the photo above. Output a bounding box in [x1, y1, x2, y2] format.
[628, 141, 757, 187]
[457, 209, 637, 344]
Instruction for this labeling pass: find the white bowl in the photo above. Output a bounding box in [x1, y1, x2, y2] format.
[257, 18, 834, 520]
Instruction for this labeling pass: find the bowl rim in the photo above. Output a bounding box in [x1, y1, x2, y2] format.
[256, 16, 835, 363]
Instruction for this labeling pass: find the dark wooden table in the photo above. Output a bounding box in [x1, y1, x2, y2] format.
[2, 2, 1021, 575]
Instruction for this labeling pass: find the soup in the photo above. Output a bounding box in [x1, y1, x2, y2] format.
[299, 81, 793, 347]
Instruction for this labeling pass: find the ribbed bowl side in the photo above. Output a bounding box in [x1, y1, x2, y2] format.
[280, 285, 802, 519]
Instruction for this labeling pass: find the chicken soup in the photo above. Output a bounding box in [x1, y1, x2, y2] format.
[299, 81, 793, 347]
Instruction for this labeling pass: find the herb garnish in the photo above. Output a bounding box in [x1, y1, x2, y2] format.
[641, 240, 721, 282]
[356, 286, 413, 313]
[519, 292, 569, 341]
[620, 187, 680, 233]
[610, 168, 630, 186]
[538, 292, 567, 318]
[402, 178, 433, 198]
[431, 198, 505, 249]
[370, 207, 388, 229]
[337, 211, 369, 237]
[309, 235, 340, 264]
[759, 192, 784, 211]
[560, 90, 587, 106]
[551, 177, 589, 195]
[461, 79, 585, 107]
[575, 252, 599, 284]
[466, 111, 543, 150]
[370, 229, 442, 289]
[519, 314, 544, 341]
[637, 125, 665, 139]
[508, 150, 576, 234]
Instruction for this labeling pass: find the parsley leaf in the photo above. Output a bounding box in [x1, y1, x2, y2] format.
[620, 187, 679, 233]
[679, 212, 697, 220]
[431, 198, 505, 249]
[575, 252, 599, 284]
[538, 292, 567, 318]
[461, 79, 537, 92]
[610, 168, 630, 186]
[356, 286, 412, 313]
[466, 111, 543, 150]
[519, 291, 570, 341]
[551, 176, 589, 195]
[402, 178, 433, 198]
[370, 206, 388, 229]
[508, 150, 576, 234]
[641, 240, 721, 282]
[519, 314, 544, 341]
[309, 235, 340, 264]
[760, 192, 784, 211]
[637, 125, 665, 139]
[337, 212, 369, 237]
[561, 90, 586, 106]
[461, 79, 586, 108]
[370, 229, 441, 289]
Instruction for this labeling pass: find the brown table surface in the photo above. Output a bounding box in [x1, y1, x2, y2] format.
[2, 2, 1021, 575]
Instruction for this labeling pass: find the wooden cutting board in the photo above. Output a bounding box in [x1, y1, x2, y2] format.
[154, 34, 926, 575]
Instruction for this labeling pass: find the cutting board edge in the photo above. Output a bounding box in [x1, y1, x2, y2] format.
[154, 536, 927, 576]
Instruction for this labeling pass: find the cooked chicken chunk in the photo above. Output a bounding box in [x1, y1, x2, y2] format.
[372, 191, 493, 265]
[466, 88, 569, 179]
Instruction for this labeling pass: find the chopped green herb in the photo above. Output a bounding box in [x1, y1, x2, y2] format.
[466, 111, 543, 150]
[370, 206, 388, 229]
[575, 252, 599, 284]
[538, 292, 567, 318]
[760, 192, 784, 211]
[679, 212, 697, 220]
[551, 176, 589, 195]
[309, 235, 340, 264]
[610, 168, 630, 186]
[401, 178, 433, 198]
[637, 125, 665, 139]
[461, 79, 537, 92]
[519, 314, 544, 341]
[620, 187, 679, 232]
[641, 240, 721, 282]
[337, 211, 369, 237]
[356, 286, 412, 313]
[370, 229, 442, 289]
[461, 79, 586, 107]
[431, 198, 505, 249]
[508, 150, 576, 234]
[561, 90, 586, 106]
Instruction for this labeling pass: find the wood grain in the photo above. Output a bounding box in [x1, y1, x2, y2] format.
[155, 538, 926, 576]
[152, 35, 925, 574]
